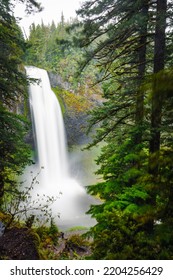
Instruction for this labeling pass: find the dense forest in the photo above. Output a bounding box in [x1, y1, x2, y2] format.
[1, 0, 173, 260]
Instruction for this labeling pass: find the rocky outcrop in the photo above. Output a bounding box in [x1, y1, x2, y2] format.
[48, 72, 72, 92]
[64, 111, 92, 147]
[48, 71, 94, 146]
[0, 227, 40, 260]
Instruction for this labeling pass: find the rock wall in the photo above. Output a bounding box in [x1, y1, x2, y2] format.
[48, 72, 72, 91]
[48, 72, 92, 147]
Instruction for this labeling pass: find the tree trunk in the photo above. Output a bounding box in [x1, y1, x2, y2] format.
[135, 1, 149, 146]
[147, 0, 167, 232]
[149, 0, 167, 171]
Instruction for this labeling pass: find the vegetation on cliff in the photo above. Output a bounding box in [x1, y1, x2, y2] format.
[24, 16, 103, 145]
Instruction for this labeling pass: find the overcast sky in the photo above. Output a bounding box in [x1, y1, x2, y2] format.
[14, 0, 84, 37]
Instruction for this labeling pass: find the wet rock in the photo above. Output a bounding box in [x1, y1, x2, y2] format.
[0, 221, 5, 237]
[0, 227, 40, 260]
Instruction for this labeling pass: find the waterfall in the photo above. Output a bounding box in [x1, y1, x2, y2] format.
[25, 66, 97, 229]
[26, 66, 69, 187]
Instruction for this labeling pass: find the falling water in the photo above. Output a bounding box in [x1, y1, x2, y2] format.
[25, 66, 97, 229]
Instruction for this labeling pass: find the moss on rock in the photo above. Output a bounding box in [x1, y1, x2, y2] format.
[0, 227, 41, 260]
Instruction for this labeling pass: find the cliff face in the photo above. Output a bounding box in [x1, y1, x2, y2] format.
[48, 72, 72, 92]
[26, 70, 102, 148]
[64, 111, 91, 147]
[48, 72, 100, 147]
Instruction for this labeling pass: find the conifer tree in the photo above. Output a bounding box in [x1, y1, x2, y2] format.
[75, 0, 173, 259]
[0, 0, 41, 199]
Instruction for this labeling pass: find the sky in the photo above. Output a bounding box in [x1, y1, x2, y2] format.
[14, 0, 84, 37]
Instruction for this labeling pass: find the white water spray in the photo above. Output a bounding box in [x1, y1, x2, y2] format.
[25, 66, 96, 228]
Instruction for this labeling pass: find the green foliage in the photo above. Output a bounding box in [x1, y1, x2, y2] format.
[24, 18, 101, 95]
[0, 106, 32, 197]
[27, 228, 41, 248]
[76, 0, 173, 259]
[68, 226, 88, 232]
[60, 234, 90, 260]
[88, 209, 173, 260]
[52, 87, 66, 114]
[1, 0, 173, 260]
[36, 219, 59, 246]
[54, 86, 91, 114]
[0, 2, 34, 199]
[34, 220, 60, 259]
[67, 234, 89, 248]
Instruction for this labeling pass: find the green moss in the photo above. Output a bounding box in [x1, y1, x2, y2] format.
[67, 234, 89, 247]
[0, 211, 12, 226]
[68, 226, 88, 232]
[52, 86, 91, 115]
[52, 87, 66, 114]
[28, 229, 41, 247]
[35, 222, 59, 246]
